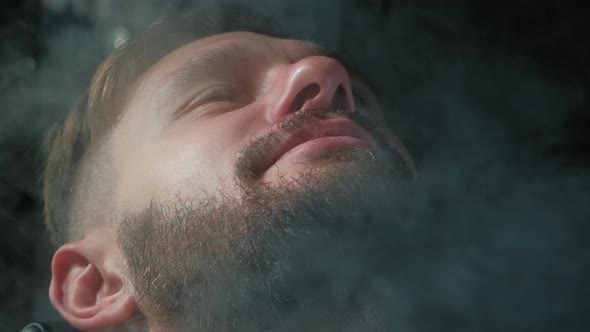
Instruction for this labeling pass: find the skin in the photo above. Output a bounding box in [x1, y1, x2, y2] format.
[50, 31, 412, 331]
[113, 31, 386, 212]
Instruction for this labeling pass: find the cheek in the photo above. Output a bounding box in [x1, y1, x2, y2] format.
[152, 143, 225, 199]
[114, 122, 237, 211]
[113, 104, 266, 211]
[149, 110, 263, 197]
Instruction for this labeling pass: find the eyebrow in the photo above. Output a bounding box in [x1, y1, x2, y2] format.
[164, 39, 371, 90]
[153, 39, 375, 117]
[150, 41, 260, 115]
[165, 41, 257, 91]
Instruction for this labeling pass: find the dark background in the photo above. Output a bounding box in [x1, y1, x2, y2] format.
[1, 0, 589, 331]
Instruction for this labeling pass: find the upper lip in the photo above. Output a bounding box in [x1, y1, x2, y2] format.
[260, 117, 377, 172]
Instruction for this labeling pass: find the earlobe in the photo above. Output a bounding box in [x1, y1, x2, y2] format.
[49, 242, 137, 331]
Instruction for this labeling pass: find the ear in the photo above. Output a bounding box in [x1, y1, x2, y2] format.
[49, 241, 137, 331]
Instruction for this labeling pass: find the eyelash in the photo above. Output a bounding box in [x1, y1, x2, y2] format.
[179, 79, 373, 120]
[192, 86, 233, 104]
[182, 85, 236, 116]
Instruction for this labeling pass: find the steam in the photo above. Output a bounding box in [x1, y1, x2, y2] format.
[0, 0, 588, 331]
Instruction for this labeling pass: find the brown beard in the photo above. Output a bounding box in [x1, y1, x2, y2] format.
[117, 109, 412, 331]
[233, 107, 412, 184]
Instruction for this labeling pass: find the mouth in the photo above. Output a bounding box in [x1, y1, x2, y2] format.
[260, 117, 377, 173]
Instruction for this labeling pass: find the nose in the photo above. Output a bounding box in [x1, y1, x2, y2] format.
[264, 56, 355, 123]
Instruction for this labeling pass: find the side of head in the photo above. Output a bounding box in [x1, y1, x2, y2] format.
[43, 5, 414, 331]
[42, 7, 284, 331]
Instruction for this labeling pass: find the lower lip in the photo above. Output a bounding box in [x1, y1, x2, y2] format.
[275, 136, 373, 164]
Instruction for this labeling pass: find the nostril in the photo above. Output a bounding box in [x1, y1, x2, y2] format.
[289, 84, 321, 113]
[331, 85, 349, 110]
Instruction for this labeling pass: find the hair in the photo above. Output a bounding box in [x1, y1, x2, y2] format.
[42, 6, 285, 246]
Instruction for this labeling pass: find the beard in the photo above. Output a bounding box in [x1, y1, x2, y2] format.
[117, 109, 414, 331]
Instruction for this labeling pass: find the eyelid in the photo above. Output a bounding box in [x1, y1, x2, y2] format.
[173, 85, 235, 119]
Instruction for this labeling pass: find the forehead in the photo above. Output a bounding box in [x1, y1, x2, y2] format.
[141, 31, 318, 87]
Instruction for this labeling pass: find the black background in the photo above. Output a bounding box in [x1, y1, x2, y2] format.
[1, 0, 589, 331]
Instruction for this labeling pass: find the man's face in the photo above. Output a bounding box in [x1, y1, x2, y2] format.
[111, 31, 413, 329]
[111, 31, 411, 213]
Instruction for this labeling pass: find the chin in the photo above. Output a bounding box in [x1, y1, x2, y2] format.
[260, 148, 377, 185]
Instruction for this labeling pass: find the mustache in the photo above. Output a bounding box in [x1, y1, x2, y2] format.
[234, 108, 393, 182]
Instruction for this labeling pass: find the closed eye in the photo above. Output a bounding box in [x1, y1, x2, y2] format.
[174, 85, 236, 119]
[187, 85, 234, 108]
